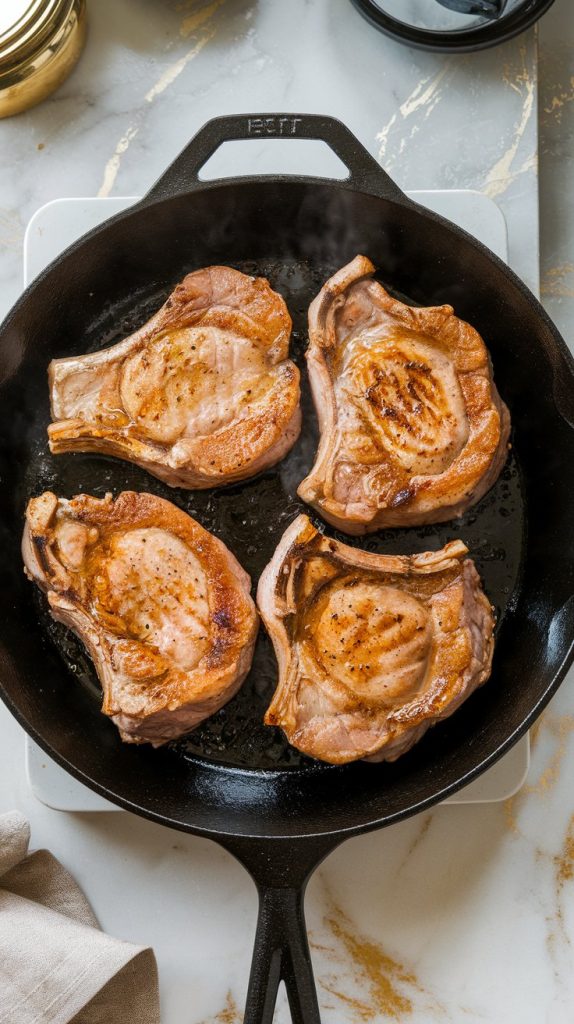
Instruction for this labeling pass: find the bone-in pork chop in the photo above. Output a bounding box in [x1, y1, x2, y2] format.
[298, 255, 510, 533]
[23, 491, 259, 745]
[257, 514, 494, 764]
[48, 266, 301, 488]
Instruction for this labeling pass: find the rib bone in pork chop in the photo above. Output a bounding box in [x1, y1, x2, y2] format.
[257, 515, 494, 764]
[48, 266, 301, 488]
[22, 491, 259, 745]
[298, 255, 510, 533]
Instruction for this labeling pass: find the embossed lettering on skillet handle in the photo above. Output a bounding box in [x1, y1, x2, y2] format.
[144, 111, 406, 203]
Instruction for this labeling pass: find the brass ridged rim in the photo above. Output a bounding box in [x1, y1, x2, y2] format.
[0, 0, 76, 72]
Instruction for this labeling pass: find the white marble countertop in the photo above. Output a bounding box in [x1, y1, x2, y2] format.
[1, 1, 574, 1022]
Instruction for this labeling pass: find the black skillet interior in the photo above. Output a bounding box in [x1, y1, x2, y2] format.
[1, 114, 574, 841]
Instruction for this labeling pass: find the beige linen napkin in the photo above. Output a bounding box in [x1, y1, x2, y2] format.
[0, 811, 160, 1024]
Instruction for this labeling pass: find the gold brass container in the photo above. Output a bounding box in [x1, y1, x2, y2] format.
[0, 0, 86, 118]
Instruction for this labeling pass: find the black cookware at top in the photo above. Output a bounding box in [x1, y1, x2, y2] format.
[350, 0, 556, 51]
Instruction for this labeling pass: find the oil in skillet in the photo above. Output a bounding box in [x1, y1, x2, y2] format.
[26, 256, 524, 771]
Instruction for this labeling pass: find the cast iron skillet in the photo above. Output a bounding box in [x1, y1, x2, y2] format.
[1, 113, 574, 1024]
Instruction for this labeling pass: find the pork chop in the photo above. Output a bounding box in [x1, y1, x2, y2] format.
[48, 266, 301, 488]
[257, 514, 494, 764]
[23, 491, 259, 745]
[298, 255, 510, 533]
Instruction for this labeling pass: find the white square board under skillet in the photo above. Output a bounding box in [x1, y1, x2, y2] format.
[24, 190, 529, 810]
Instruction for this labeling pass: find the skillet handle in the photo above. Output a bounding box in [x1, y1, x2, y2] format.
[221, 834, 338, 1024]
[144, 112, 404, 203]
[244, 883, 320, 1024]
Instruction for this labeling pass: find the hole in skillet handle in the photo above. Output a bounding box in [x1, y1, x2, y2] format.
[197, 139, 352, 183]
[140, 111, 409, 207]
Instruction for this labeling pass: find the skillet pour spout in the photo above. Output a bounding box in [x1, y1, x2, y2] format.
[2, 111, 574, 1024]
